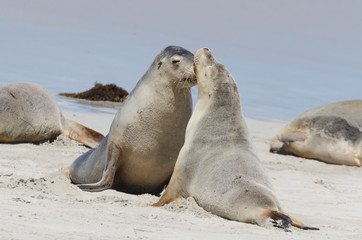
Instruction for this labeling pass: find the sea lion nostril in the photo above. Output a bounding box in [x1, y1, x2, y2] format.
[203, 47, 210, 51]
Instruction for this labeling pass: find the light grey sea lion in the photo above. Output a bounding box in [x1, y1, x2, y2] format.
[0, 82, 104, 148]
[153, 48, 318, 231]
[270, 100, 362, 166]
[68, 46, 197, 195]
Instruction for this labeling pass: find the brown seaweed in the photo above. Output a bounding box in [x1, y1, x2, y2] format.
[59, 83, 128, 102]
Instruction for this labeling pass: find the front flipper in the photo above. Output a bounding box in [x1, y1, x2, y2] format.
[152, 168, 183, 206]
[77, 143, 121, 192]
[77, 173, 114, 192]
[152, 186, 182, 206]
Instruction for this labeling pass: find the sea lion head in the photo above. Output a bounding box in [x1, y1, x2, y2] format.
[194, 47, 238, 100]
[153, 46, 197, 89]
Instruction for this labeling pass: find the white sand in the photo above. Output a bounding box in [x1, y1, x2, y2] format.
[1, 111, 361, 240]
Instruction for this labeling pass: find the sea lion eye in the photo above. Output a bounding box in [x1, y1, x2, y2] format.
[171, 56, 181, 65]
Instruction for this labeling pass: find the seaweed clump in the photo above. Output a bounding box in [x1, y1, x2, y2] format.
[59, 83, 128, 102]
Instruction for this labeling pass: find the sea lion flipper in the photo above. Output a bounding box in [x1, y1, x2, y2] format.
[261, 209, 292, 231]
[62, 119, 104, 148]
[287, 214, 319, 230]
[262, 209, 319, 231]
[77, 177, 112, 192]
[152, 190, 181, 206]
[152, 176, 182, 206]
[77, 143, 121, 192]
[76, 172, 114, 192]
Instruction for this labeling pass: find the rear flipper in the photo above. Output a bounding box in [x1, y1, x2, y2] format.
[62, 118, 104, 148]
[263, 209, 319, 231]
[267, 210, 293, 231]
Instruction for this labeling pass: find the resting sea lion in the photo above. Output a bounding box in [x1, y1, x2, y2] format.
[0, 82, 104, 148]
[69, 46, 196, 195]
[153, 48, 318, 231]
[270, 100, 362, 166]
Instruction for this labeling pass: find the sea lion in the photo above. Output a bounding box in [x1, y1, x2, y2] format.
[69, 46, 196, 195]
[153, 48, 318, 230]
[0, 82, 104, 148]
[270, 100, 362, 166]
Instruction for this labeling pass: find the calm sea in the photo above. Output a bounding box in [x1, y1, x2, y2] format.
[1, 1, 361, 121]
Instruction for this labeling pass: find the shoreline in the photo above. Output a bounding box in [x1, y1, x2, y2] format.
[58, 95, 123, 110]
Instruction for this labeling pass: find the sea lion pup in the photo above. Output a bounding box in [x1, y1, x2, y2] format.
[69, 46, 196, 195]
[270, 100, 362, 166]
[153, 48, 318, 231]
[0, 82, 104, 148]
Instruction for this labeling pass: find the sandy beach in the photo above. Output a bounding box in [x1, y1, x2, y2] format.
[0, 110, 361, 240]
[1, 1, 362, 239]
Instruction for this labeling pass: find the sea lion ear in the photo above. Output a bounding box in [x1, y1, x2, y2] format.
[157, 61, 162, 70]
[171, 55, 181, 65]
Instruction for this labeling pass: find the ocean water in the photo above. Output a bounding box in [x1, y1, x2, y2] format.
[1, 1, 361, 121]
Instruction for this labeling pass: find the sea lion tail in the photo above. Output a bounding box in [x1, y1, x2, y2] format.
[62, 119, 104, 148]
[262, 209, 319, 231]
